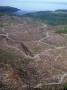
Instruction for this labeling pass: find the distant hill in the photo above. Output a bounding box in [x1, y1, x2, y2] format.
[23, 10, 67, 25]
[1, 7, 67, 25]
[14, 10, 30, 16]
[0, 6, 19, 15]
[55, 9, 67, 13]
[0, 6, 28, 16]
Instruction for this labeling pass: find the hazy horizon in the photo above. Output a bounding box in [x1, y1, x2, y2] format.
[0, 0, 67, 11]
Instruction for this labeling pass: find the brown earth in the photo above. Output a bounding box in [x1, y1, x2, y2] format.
[0, 15, 67, 89]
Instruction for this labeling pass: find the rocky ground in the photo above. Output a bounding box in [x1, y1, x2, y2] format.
[0, 15, 67, 90]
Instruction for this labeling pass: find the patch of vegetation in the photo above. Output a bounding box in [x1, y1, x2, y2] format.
[32, 48, 38, 53]
[64, 83, 67, 89]
[55, 26, 67, 34]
